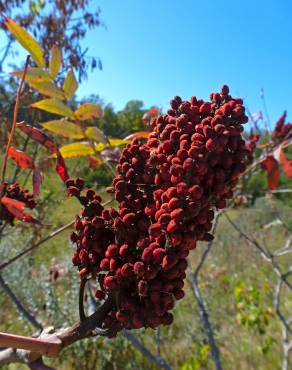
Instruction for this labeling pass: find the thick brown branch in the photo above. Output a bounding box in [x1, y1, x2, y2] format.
[0, 296, 114, 367]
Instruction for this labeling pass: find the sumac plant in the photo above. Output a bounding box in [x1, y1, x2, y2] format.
[1, 15, 282, 370]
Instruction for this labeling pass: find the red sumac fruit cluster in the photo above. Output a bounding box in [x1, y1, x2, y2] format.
[70, 85, 253, 335]
[273, 111, 292, 144]
[0, 182, 36, 225]
[245, 133, 260, 164]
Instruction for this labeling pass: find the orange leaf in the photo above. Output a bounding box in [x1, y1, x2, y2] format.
[1, 197, 41, 224]
[8, 147, 35, 169]
[88, 156, 102, 169]
[124, 131, 150, 140]
[261, 155, 280, 190]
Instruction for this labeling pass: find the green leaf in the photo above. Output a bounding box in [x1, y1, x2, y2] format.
[31, 99, 75, 119]
[57, 142, 94, 158]
[28, 81, 65, 100]
[5, 16, 45, 67]
[74, 103, 102, 121]
[11, 67, 51, 82]
[85, 127, 108, 143]
[42, 120, 84, 139]
[49, 45, 62, 79]
[63, 70, 78, 99]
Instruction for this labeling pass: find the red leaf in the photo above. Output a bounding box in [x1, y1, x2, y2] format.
[1, 197, 41, 224]
[148, 108, 160, 116]
[279, 148, 292, 178]
[56, 152, 69, 182]
[8, 147, 35, 169]
[142, 108, 160, 125]
[32, 169, 43, 196]
[17, 122, 69, 182]
[261, 155, 280, 190]
[17, 122, 58, 153]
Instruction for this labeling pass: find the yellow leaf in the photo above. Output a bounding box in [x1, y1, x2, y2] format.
[28, 81, 65, 100]
[85, 127, 108, 143]
[42, 120, 84, 139]
[5, 17, 45, 67]
[57, 142, 94, 158]
[109, 138, 130, 146]
[31, 99, 75, 119]
[258, 142, 269, 149]
[63, 70, 78, 99]
[11, 68, 51, 82]
[94, 139, 129, 152]
[74, 103, 102, 121]
[50, 45, 62, 79]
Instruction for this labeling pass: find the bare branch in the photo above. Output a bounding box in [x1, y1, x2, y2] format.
[188, 275, 222, 370]
[225, 210, 292, 369]
[224, 212, 292, 290]
[122, 330, 173, 370]
[274, 237, 292, 257]
[188, 214, 223, 370]
[0, 274, 43, 331]
[0, 220, 74, 270]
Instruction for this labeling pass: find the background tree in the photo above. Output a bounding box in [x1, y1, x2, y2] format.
[0, 0, 103, 81]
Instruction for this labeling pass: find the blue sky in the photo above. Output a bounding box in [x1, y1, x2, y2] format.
[2, 0, 292, 128]
[79, 0, 292, 127]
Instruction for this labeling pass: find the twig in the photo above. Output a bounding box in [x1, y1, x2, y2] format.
[270, 189, 292, 194]
[122, 330, 173, 370]
[0, 195, 114, 270]
[79, 278, 87, 322]
[0, 55, 30, 188]
[224, 212, 292, 290]
[0, 39, 12, 71]
[273, 237, 292, 257]
[188, 214, 223, 370]
[0, 274, 43, 331]
[260, 88, 272, 133]
[189, 275, 222, 370]
[0, 220, 74, 270]
[225, 211, 292, 369]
